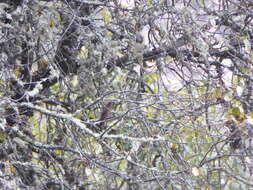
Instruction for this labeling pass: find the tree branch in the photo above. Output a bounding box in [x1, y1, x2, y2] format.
[19, 103, 169, 142]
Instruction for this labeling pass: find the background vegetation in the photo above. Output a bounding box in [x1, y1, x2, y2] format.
[0, 0, 253, 189]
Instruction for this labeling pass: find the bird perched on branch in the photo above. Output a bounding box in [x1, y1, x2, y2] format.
[97, 102, 115, 131]
[225, 120, 242, 149]
[99, 102, 114, 122]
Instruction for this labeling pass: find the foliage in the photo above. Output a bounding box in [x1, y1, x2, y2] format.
[0, 0, 253, 189]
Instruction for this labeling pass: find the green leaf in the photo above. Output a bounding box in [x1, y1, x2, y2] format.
[50, 83, 59, 93]
[0, 130, 6, 140]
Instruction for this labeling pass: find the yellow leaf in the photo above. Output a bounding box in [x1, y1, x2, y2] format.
[57, 14, 62, 22]
[228, 107, 246, 122]
[192, 167, 200, 176]
[101, 8, 112, 24]
[50, 83, 59, 93]
[0, 129, 6, 140]
[79, 46, 89, 58]
[48, 18, 55, 27]
[38, 58, 49, 69]
[14, 67, 21, 76]
[5, 160, 16, 174]
[213, 88, 222, 98]
[55, 149, 63, 155]
[170, 143, 178, 152]
[30, 112, 48, 141]
[106, 31, 113, 36]
[10, 165, 16, 173]
[74, 113, 84, 119]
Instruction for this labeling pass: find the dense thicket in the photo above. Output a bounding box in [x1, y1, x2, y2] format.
[0, 0, 253, 189]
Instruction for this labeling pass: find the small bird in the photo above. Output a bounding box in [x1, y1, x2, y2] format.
[97, 102, 115, 131]
[99, 102, 114, 122]
[225, 120, 242, 149]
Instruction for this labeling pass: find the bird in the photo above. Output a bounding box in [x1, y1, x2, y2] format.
[97, 102, 115, 131]
[225, 120, 242, 149]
